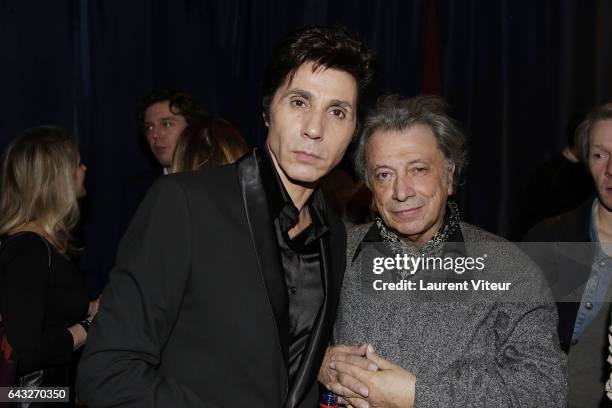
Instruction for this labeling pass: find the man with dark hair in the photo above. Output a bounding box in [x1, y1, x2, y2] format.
[138, 88, 208, 171]
[99, 90, 208, 297]
[77, 25, 376, 407]
[82, 90, 208, 298]
[123, 89, 208, 231]
[261, 25, 376, 123]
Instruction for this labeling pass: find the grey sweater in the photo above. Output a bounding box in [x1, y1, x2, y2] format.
[333, 222, 567, 407]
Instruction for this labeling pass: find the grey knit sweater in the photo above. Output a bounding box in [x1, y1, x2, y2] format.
[333, 222, 567, 407]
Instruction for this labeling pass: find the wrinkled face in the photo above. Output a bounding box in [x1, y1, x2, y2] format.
[367, 125, 454, 245]
[74, 153, 87, 198]
[144, 101, 188, 167]
[588, 120, 612, 211]
[266, 62, 358, 187]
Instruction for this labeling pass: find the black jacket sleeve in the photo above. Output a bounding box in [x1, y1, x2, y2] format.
[76, 177, 219, 407]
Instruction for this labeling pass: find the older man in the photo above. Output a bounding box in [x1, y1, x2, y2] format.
[319, 95, 567, 407]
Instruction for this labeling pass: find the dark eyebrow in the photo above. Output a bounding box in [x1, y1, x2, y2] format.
[284, 89, 312, 100]
[329, 99, 353, 111]
[284, 89, 354, 111]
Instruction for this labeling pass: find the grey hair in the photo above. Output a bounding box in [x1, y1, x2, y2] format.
[575, 102, 612, 168]
[354, 94, 467, 190]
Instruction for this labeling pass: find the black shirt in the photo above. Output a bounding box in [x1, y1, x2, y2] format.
[0, 232, 88, 392]
[260, 150, 330, 386]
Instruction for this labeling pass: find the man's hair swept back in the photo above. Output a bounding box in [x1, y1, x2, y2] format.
[354, 94, 468, 191]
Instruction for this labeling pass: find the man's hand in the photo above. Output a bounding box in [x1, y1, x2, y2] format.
[333, 345, 416, 408]
[318, 343, 378, 400]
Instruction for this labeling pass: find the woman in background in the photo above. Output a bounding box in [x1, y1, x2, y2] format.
[0, 127, 96, 406]
[170, 117, 249, 172]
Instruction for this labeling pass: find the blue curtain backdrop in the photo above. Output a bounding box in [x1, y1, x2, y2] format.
[1, 0, 611, 296]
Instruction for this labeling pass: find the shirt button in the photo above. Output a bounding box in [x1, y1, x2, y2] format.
[585, 301, 593, 310]
[571, 339, 578, 346]
[289, 287, 297, 295]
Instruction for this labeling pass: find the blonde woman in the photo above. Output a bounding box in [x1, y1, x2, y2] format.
[0, 127, 96, 405]
[170, 118, 249, 173]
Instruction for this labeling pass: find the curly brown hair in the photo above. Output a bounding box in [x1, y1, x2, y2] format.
[137, 89, 208, 133]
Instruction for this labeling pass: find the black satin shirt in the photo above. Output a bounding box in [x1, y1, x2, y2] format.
[261, 150, 330, 386]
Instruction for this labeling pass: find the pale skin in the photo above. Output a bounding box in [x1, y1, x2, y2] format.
[319, 344, 416, 408]
[588, 120, 612, 254]
[368, 126, 454, 247]
[143, 101, 188, 170]
[319, 126, 455, 408]
[265, 61, 358, 237]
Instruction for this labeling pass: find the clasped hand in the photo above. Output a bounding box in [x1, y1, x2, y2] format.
[318, 343, 416, 408]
